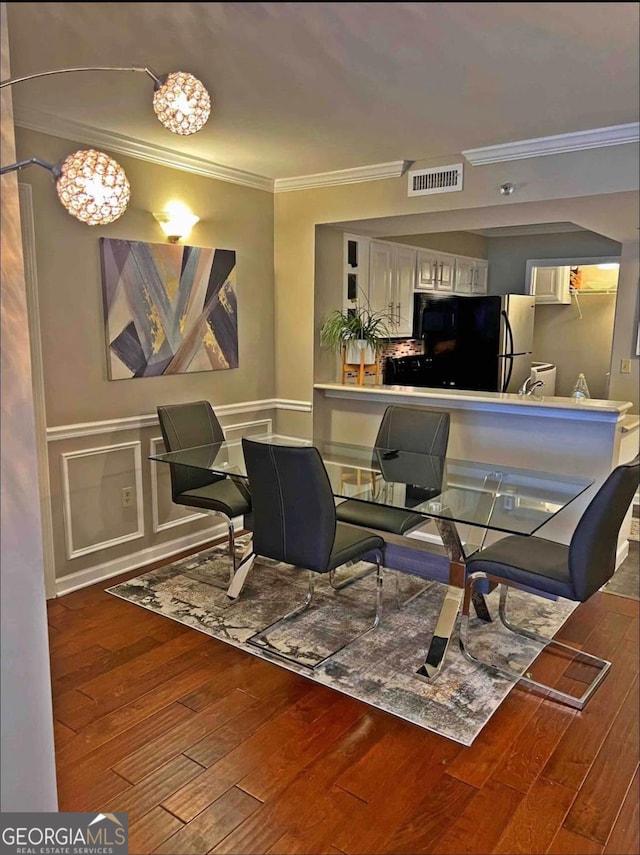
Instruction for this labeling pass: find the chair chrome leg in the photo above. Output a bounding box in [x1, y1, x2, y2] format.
[329, 561, 376, 590]
[459, 571, 611, 710]
[247, 551, 384, 670]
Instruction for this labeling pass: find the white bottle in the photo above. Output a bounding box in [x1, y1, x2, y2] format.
[571, 373, 591, 400]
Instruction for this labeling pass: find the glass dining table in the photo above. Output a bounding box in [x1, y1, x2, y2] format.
[150, 433, 593, 681]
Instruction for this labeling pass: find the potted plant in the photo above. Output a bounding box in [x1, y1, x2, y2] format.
[319, 303, 394, 365]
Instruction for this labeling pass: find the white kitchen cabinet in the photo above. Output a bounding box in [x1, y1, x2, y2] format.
[369, 241, 416, 337]
[454, 258, 488, 294]
[416, 250, 455, 291]
[530, 265, 571, 304]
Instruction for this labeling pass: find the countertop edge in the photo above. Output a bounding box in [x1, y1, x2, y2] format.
[314, 383, 633, 423]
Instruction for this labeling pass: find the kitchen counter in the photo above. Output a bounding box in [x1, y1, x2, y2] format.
[313, 382, 635, 562]
[313, 382, 633, 423]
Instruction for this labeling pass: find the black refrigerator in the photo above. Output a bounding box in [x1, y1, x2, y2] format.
[412, 294, 535, 393]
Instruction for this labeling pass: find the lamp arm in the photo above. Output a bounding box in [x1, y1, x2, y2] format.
[0, 157, 59, 177]
[0, 66, 162, 89]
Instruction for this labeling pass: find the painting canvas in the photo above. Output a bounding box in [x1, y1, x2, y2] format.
[99, 238, 238, 379]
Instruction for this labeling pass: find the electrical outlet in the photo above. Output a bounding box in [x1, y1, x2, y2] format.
[121, 486, 133, 508]
[620, 358, 631, 374]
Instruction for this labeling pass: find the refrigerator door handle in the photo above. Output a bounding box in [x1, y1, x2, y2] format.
[501, 309, 515, 358]
[502, 355, 514, 393]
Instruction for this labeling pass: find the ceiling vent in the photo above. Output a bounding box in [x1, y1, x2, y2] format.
[408, 163, 464, 196]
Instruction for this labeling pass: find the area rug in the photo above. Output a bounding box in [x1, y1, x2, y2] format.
[107, 538, 578, 746]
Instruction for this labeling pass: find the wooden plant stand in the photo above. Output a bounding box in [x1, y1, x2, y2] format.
[341, 344, 380, 386]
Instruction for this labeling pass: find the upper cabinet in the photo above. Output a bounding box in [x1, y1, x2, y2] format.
[416, 250, 455, 291]
[369, 241, 416, 337]
[417, 249, 487, 294]
[454, 258, 489, 294]
[528, 265, 571, 304]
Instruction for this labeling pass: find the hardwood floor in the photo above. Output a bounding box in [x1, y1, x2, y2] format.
[48, 541, 639, 854]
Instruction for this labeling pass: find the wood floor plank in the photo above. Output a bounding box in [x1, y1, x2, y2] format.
[181, 680, 315, 769]
[542, 638, 639, 791]
[127, 806, 185, 855]
[57, 703, 195, 805]
[546, 827, 604, 854]
[113, 688, 257, 783]
[211, 713, 389, 855]
[57, 768, 132, 812]
[165, 682, 324, 821]
[492, 777, 576, 854]
[53, 721, 76, 749]
[156, 786, 261, 854]
[603, 767, 639, 855]
[491, 700, 576, 793]
[56, 661, 223, 767]
[53, 636, 160, 695]
[59, 644, 223, 732]
[430, 779, 525, 854]
[377, 773, 477, 855]
[562, 676, 639, 843]
[79, 628, 211, 700]
[104, 754, 204, 825]
[237, 693, 366, 802]
[50, 643, 109, 681]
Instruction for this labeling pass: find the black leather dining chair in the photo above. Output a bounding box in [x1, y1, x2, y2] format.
[460, 454, 640, 709]
[241, 438, 385, 669]
[335, 405, 449, 606]
[157, 401, 251, 584]
[336, 405, 450, 535]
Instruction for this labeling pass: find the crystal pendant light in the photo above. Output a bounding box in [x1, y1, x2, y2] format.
[152, 71, 211, 136]
[55, 150, 130, 225]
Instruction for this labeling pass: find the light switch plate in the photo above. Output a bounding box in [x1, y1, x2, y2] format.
[620, 358, 631, 374]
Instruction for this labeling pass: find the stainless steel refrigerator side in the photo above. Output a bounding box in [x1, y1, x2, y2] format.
[500, 294, 536, 356]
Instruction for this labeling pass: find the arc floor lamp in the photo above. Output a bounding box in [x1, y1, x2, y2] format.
[1, 66, 211, 225]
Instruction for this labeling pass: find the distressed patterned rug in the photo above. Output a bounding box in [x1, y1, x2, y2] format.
[107, 537, 584, 746]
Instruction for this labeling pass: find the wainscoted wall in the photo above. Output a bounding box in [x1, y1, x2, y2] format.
[47, 400, 311, 595]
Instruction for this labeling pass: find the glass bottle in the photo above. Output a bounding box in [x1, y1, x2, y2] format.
[571, 373, 591, 400]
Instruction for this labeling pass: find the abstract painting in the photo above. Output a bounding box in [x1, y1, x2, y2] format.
[99, 238, 238, 379]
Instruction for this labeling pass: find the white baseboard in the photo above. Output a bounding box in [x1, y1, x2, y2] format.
[54, 519, 237, 597]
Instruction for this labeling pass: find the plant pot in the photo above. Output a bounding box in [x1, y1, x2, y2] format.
[345, 340, 377, 365]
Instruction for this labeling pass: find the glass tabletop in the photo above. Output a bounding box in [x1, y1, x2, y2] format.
[150, 433, 593, 537]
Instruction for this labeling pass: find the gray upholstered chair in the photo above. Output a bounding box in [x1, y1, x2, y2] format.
[335, 405, 449, 606]
[335, 405, 450, 535]
[157, 401, 251, 583]
[460, 454, 640, 709]
[241, 438, 385, 669]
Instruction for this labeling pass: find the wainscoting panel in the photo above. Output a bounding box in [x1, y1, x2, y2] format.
[60, 441, 144, 559]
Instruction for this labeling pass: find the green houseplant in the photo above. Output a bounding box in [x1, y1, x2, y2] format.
[320, 303, 394, 365]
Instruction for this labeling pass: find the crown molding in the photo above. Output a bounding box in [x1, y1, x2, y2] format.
[462, 123, 640, 166]
[13, 106, 275, 192]
[274, 160, 409, 192]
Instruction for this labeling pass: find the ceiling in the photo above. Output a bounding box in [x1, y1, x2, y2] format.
[5, 2, 640, 180]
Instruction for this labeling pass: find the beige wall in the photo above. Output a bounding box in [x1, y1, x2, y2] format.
[15, 127, 276, 581]
[383, 230, 488, 258]
[533, 295, 617, 399]
[16, 128, 275, 426]
[274, 147, 639, 431]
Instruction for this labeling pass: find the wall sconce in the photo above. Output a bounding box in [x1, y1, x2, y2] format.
[0, 65, 211, 225]
[153, 203, 199, 243]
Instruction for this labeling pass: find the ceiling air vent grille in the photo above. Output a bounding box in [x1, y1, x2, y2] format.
[408, 163, 463, 196]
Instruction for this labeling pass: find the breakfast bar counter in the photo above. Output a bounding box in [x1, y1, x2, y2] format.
[313, 382, 636, 561]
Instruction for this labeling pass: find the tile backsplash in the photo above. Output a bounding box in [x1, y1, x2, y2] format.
[342, 338, 423, 384]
